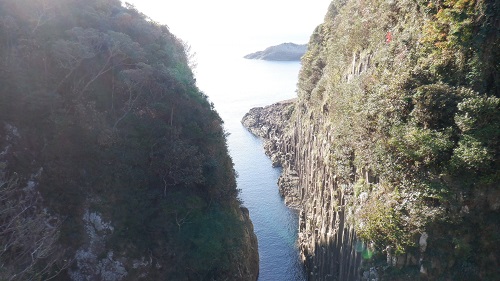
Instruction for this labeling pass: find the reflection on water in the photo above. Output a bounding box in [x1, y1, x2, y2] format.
[196, 56, 306, 281]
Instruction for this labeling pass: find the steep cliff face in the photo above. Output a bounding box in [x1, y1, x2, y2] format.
[243, 101, 363, 281]
[0, 0, 258, 280]
[244, 0, 499, 280]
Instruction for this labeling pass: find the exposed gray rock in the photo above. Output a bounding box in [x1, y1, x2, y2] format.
[278, 170, 301, 209]
[244, 43, 307, 61]
[242, 101, 363, 281]
[241, 99, 295, 159]
[241, 99, 300, 207]
[69, 210, 128, 281]
[419, 232, 429, 252]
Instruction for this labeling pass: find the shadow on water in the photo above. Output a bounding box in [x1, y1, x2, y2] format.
[231, 127, 306, 281]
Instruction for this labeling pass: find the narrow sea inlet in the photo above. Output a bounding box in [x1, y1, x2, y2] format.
[196, 56, 305, 280]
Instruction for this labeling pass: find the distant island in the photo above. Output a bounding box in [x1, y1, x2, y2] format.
[244, 42, 307, 61]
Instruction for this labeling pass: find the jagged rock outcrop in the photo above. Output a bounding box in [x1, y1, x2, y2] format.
[241, 99, 294, 167]
[241, 100, 301, 208]
[244, 43, 307, 61]
[69, 210, 128, 281]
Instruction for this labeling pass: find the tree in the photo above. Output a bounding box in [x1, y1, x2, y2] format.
[52, 27, 145, 99]
[0, 175, 70, 280]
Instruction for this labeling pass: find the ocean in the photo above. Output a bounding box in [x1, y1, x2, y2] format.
[195, 53, 306, 281]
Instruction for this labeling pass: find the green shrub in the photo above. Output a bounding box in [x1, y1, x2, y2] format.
[451, 135, 493, 170]
[390, 126, 453, 167]
[356, 195, 415, 255]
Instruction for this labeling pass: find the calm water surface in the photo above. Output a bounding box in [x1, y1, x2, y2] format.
[196, 54, 306, 281]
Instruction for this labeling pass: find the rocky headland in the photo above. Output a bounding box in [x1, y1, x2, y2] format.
[241, 99, 301, 208]
[244, 43, 307, 61]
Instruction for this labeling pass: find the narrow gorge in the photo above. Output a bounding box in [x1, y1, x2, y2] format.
[243, 0, 499, 280]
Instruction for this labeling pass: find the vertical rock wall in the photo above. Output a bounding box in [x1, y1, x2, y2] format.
[243, 104, 364, 281]
[286, 114, 362, 281]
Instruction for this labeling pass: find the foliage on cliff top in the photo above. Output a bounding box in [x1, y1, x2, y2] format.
[297, 0, 499, 278]
[0, 0, 249, 279]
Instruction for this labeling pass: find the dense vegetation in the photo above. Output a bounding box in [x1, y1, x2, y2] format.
[0, 0, 255, 280]
[297, 0, 499, 279]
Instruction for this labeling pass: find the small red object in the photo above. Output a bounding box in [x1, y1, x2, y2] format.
[386, 31, 392, 43]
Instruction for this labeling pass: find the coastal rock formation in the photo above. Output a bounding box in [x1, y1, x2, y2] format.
[244, 43, 307, 61]
[243, 102, 363, 280]
[244, 0, 499, 280]
[241, 99, 294, 165]
[242, 100, 301, 208]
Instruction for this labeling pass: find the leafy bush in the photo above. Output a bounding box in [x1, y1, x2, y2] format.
[410, 84, 461, 129]
[356, 194, 414, 255]
[451, 135, 493, 170]
[390, 126, 453, 167]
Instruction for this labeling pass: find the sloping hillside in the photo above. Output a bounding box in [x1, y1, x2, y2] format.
[0, 0, 258, 280]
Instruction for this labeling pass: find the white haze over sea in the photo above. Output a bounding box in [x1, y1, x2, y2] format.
[123, 1, 331, 280]
[122, 0, 331, 61]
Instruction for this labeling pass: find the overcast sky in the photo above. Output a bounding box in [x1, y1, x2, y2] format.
[122, 0, 331, 57]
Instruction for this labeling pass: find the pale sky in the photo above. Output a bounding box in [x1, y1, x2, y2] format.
[122, 0, 332, 57]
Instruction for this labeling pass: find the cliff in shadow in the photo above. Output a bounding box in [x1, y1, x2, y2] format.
[243, 0, 499, 280]
[0, 0, 258, 280]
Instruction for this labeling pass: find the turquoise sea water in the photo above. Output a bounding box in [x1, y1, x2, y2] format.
[196, 54, 306, 281]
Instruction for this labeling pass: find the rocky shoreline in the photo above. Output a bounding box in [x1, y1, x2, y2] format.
[242, 100, 363, 280]
[241, 99, 301, 209]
